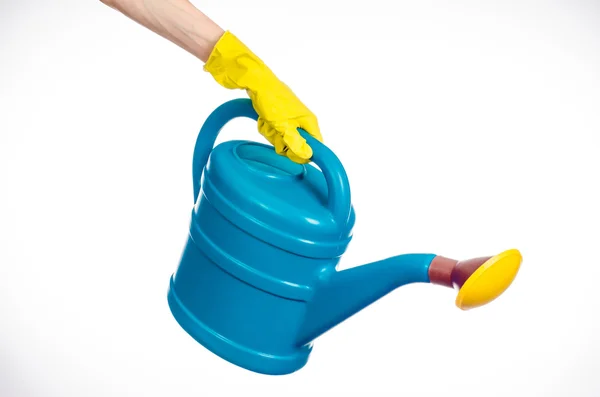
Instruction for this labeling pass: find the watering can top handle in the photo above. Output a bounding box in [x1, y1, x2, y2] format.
[192, 98, 352, 226]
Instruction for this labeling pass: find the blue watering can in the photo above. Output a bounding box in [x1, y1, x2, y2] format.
[167, 98, 522, 375]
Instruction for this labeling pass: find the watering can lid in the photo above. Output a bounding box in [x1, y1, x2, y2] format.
[200, 140, 356, 258]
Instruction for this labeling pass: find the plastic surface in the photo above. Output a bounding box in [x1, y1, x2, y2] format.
[167, 98, 436, 375]
[168, 98, 355, 375]
[455, 249, 522, 310]
[190, 98, 354, 258]
[167, 98, 523, 376]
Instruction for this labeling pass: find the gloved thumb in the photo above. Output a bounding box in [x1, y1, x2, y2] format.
[297, 115, 323, 143]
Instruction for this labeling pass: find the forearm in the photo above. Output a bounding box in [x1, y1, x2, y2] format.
[100, 0, 224, 62]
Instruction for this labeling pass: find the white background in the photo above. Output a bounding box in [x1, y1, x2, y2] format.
[1, 0, 599, 396]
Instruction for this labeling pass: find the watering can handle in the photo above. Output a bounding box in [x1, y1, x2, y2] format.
[192, 98, 352, 226]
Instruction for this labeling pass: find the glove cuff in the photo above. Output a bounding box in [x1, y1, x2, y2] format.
[204, 31, 277, 92]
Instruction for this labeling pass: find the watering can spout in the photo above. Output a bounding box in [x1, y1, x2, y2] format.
[296, 249, 522, 346]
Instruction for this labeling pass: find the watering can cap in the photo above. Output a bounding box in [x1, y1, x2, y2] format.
[200, 139, 356, 258]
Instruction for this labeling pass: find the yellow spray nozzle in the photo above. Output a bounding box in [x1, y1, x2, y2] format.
[455, 249, 522, 310]
[428, 249, 523, 310]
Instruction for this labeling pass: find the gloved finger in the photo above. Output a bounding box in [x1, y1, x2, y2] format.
[272, 135, 288, 156]
[282, 125, 313, 162]
[286, 149, 311, 165]
[257, 118, 277, 141]
[258, 119, 286, 154]
[297, 115, 323, 143]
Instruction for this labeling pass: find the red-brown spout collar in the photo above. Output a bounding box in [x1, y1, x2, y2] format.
[429, 255, 492, 289]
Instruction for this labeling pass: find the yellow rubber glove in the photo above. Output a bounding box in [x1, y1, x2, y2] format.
[204, 31, 322, 164]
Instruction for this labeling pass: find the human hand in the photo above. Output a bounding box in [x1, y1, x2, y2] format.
[204, 31, 322, 164]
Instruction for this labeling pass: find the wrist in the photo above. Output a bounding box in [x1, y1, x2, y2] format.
[204, 31, 277, 91]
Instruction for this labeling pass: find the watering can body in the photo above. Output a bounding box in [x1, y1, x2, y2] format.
[167, 98, 523, 376]
[167, 98, 356, 375]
